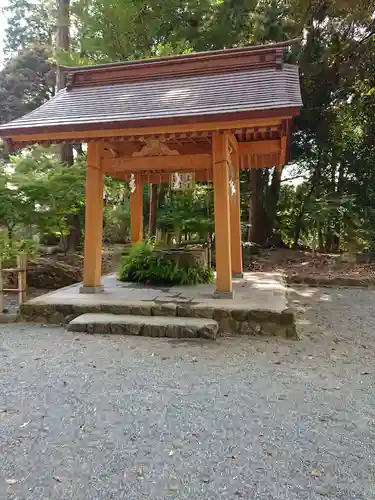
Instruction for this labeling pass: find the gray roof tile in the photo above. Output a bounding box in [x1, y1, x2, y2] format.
[0, 65, 302, 134]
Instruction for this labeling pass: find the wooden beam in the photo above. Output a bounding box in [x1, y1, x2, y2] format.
[230, 149, 242, 276]
[9, 117, 287, 143]
[212, 131, 233, 297]
[101, 140, 212, 158]
[121, 170, 214, 183]
[103, 154, 212, 173]
[130, 173, 143, 243]
[238, 139, 280, 155]
[82, 143, 104, 292]
[280, 135, 287, 166]
[103, 138, 280, 159]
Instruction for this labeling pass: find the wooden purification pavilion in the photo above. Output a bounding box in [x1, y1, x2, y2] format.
[0, 39, 302, 298]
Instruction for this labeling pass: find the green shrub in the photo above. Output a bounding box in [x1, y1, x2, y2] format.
[0, 235, 39, 267]
[118, 241, 214, 286]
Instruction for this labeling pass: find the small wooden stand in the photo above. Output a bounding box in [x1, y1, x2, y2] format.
[0, 253, 27, 312]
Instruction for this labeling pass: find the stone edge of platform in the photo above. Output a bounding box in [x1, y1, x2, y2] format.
[19, 301, 298, 339]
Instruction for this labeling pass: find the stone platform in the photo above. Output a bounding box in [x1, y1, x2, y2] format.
[67, 313, 219, 339]
[20, 273, 297, 338]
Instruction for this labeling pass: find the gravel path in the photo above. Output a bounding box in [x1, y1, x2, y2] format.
[1, 286, 375, 500]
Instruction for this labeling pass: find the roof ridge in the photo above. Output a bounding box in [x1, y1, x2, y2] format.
[60, 38, 300, 73]
[63, 39, 301, 90]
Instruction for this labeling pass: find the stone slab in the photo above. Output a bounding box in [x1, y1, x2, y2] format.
[213, 290, 235, 299]
[26, 272, 288, 312]
[67, 313, 219, 340]
[0, 313, 18, 324]
[19, 272, 297, 338]
[79, 285, 104, 294]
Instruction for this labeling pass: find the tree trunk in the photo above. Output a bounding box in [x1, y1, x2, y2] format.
[265, 166, 283, 242]
[293, 208, 304, 246]
[56, 0, 71, 96]
[56, 0, 73, 166]
[248, 169, 267, 244]
[56, 0, 80, 252]
[318, 226, 324, 251]
[331, 162, 345, 253]
[148, 184, 158, 237]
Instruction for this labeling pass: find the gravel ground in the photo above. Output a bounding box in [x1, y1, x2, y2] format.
[1, 286, 375, 500]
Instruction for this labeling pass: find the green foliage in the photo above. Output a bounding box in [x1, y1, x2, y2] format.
[118, 241, 214, 286]
[0, 148, 86, 245]
[103, 205, 131, 243]
[157, 185, 213, 241]
[0, 47, 55, 125]
[4, 0, 56, 55]
[3, 0, 375, 254]
[12, 148, 86, 239]
[0, 233, 38, 266]
[102, 177, 132, 243]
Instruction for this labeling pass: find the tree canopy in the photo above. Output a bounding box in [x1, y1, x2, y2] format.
[0, 0, 375, 252]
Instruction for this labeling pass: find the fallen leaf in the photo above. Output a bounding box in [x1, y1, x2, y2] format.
[316, 485, 330, 496]
[310, 470, 324, 477]
[1, 408, 19, 415]
[169, 473, 179, 491]
[6, 479, 17, 485]
[136, 465, 145, 478]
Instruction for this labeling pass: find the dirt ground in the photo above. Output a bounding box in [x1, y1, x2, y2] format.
[247, 249, 375, 286]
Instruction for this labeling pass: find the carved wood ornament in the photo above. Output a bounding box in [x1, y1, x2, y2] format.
[133, 136, 180, 157]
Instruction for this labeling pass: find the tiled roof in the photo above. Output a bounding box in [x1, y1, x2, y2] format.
[0, 65, 301, 136]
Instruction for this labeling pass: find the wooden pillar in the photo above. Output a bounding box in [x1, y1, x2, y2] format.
[130, 173, 143, 243]
[212, 131, 233, 298]
[229, 141, 243, 277]
[80, 142, 104, 293]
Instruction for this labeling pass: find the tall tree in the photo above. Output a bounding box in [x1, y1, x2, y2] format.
[0, 47, 55, 125]
[56, 0, 81, 251]
[4, 0, 56, 56]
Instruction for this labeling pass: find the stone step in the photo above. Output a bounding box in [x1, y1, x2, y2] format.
[67, 313, 219, 340]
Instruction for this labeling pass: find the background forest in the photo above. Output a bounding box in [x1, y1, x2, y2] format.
[0, 0, 375, 260]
